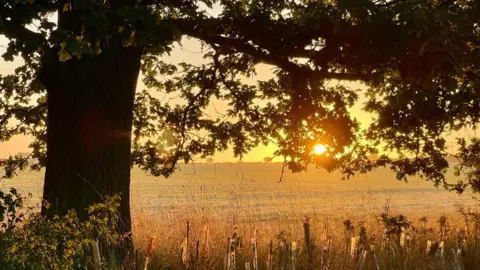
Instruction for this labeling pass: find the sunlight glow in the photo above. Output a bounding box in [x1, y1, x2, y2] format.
[313, 144, 327, 155]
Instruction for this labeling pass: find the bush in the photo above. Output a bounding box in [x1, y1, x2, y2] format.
[0, 188, 121, 269]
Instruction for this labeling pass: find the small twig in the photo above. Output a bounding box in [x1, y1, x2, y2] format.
[277, 158, 287, 183]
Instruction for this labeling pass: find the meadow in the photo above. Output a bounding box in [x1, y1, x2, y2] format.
[5, 162, 476, 218]
[3, 163, 480, 269]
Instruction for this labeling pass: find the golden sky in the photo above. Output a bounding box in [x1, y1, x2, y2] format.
[2, 4, 475, 163]
[0, 35, 372, 162]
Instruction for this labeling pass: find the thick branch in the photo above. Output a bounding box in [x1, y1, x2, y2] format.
[172, 19, 371, 82]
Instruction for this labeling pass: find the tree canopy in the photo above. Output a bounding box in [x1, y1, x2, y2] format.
[1, 0, 480, 194]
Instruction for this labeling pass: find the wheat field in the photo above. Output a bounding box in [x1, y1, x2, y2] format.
[3, 163, 480, 269]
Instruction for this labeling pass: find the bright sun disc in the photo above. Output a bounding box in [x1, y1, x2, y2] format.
[314, 144, 327, 155]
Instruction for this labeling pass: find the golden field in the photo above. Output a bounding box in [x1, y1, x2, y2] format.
[4, 163, 480, 269]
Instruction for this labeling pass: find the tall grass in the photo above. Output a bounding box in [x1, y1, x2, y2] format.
[133, 207, 480, 269]
[5, 166, 480, 269]
[130, 178, 480, 269]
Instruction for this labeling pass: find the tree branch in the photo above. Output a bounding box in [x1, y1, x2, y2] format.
[171, 19, 372, 82]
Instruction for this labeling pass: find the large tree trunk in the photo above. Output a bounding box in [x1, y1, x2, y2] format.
[39, 40, 142, 265]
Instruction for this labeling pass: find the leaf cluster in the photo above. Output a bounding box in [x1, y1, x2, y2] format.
[0, 190, 121, 269]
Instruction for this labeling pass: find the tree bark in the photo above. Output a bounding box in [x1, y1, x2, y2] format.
[39, 40, 142, 265]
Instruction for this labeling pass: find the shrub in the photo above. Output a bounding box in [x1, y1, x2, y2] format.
[0, 188, 121, 269]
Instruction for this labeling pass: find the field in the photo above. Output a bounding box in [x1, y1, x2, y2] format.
[3, 163, 480, 269]
[6, 163, 476, 216]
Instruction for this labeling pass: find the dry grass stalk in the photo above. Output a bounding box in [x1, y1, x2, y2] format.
[452, 248, 464, 270]
[251, 229, 258, 270]
[344, 219, 352, 254]
[145, 236, 157, 270]
[200, 224, 210, 259]
[225, 237, 232, 269]
[321, 222, 331, 270]
[438, 241, 446, 268]
[350, 236, 358, 259]
[245, 262, 251, 270]
[321, 237, 332, 269]
[400, 231, 406, 248]
[226, 223, 238, 270]
[381, 200, 390, 251]
[426, 239, 433, 256]
[279, 240, 286, 270]
[267, 239, 273, 270]
[357, 222, 367, 261]
[439, 241, 445, 258]
[229, 238, 236, 269]
[370, 244, 380, 270]
[357, 250, 367, 270]
[321, 244, 330, 270]
[381, 229, 389, 251]
[181, 237, 188, 267]
[290, 242, 297, 270]
[320, 222, 328, 243]
[456, 228, 467, 252]
[92, 241, 102, 270]
[181, 220, 192, 268]
[303, 218, 313, 265]
[194, 240, 199, 269]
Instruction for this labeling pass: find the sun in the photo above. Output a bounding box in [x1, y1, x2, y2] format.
[313, 144, 327, 155]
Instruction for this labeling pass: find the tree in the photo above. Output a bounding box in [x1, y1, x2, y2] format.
[1, 0, 479, 263]
[263, 157, 273, 163]
[206, 158, 214, 164]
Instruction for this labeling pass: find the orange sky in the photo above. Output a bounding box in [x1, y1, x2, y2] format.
[2, 4, 475, 162]
[0, 34, 372, 162]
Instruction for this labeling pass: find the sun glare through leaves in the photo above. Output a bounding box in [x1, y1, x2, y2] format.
[313, 144, 327, 155]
